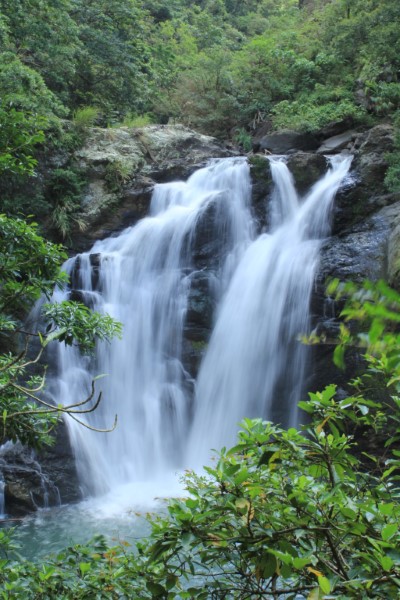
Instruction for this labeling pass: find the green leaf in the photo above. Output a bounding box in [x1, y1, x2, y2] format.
[256, 554, 278, 579]
[379, 503, 395, 516]
[333, 345, 345, 369]
[318, 576, 331, 594]
[382, 524, 398, 541]
[42, 327, 68, 347]
[146, 582, 166, 596]
[79, 562, 91, 575]
[293, 556, 311, 569]
[380, 556, 394, 571]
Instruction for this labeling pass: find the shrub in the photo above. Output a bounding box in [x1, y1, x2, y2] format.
[72, 106, 101, 130]
[272, 87, 367, 133]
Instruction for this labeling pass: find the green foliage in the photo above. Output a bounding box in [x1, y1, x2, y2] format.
[118, 114, 154, 128]
[42, 301, 122, 355]
[0, 0, 397, 142]
[0, 52, 67, 119]
[323, 278, 400, 377]
[0, 215, 121, 448]
[72, 106, 100, 130]
[104, 160, 133, 193]
[170, 50, 240, 137]
[0, 0, 80, 108]
[0, 105, 45, 176]
[233, 127, 252, 152]
[70, 0, 154, 122]
[45, 168, 87, 239]
[272, 87, 367, 133]
[0, 215, 67, 314]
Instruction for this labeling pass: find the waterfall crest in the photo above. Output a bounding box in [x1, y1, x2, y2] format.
[49, 154, 352, 498]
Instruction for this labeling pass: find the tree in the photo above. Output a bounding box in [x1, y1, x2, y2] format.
[70, 0, 154, 120]
[0, 0, 80, 108]
[0, 105, 45, 176]
[0, 215, 122, 449]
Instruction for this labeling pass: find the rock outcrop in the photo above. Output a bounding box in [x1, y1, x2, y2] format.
[0, 422, 81, 517]
[72, 125, 234, 250]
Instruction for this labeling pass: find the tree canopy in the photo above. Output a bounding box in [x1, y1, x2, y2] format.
[0, 0, 399, 230]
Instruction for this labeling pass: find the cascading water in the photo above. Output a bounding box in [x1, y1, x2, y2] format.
[0, 475, 5, 518]
[49, 154, 352, 500]
[187, 155, 352, 466]
[49, 158, 253, 499]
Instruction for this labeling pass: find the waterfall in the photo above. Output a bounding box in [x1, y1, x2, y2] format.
[49, 158, 253, 497]
[187, 155, 352, 466]
[49, 154, 352, 499]
[0, 475, 5, 518]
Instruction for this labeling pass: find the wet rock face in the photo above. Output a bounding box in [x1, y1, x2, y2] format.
[248, 155, 272, 231]
[1, 443, 61, 517]
[331, 125, 396, 233]
[183, 272, 216, 378]
[37, 422, 82, 507]
[0, 423, 81, 517]
[308, 126, 397, 395]
[72, 125, 234, 251]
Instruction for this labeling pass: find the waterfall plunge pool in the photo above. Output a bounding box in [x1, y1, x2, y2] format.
[8, 473, 185, 561]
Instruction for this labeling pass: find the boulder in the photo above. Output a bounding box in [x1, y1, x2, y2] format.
[1, 444, 62, 517]
[316, 117, 356, 140]
[257, 130, 319, 154]
[286, 153, 328, 194]
[317, 131, 356, 154]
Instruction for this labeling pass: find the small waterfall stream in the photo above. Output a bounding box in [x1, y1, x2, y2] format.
[49, 154, 352, 501]
[0, 476, 5, 518]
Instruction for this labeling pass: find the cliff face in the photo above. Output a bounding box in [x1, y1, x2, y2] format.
[69, 124, 234, 251]
[4, 122, 399, 516]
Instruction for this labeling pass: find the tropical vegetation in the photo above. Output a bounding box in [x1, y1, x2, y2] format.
[1, 0, 400, 597]
[0, 0, 399, 234]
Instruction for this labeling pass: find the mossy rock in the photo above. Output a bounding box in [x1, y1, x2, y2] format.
[248, 154, 272, 186]
[286, 153, 327, 194]
[248, 154, 273, 230]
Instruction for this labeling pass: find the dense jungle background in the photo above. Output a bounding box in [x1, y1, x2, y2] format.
[0, 0, 400, 236]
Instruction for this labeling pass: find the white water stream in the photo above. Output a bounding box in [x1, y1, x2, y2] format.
[188, 155, 352, 465]
[48, 154, 351, 507]
[50, 157, 253, 502]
